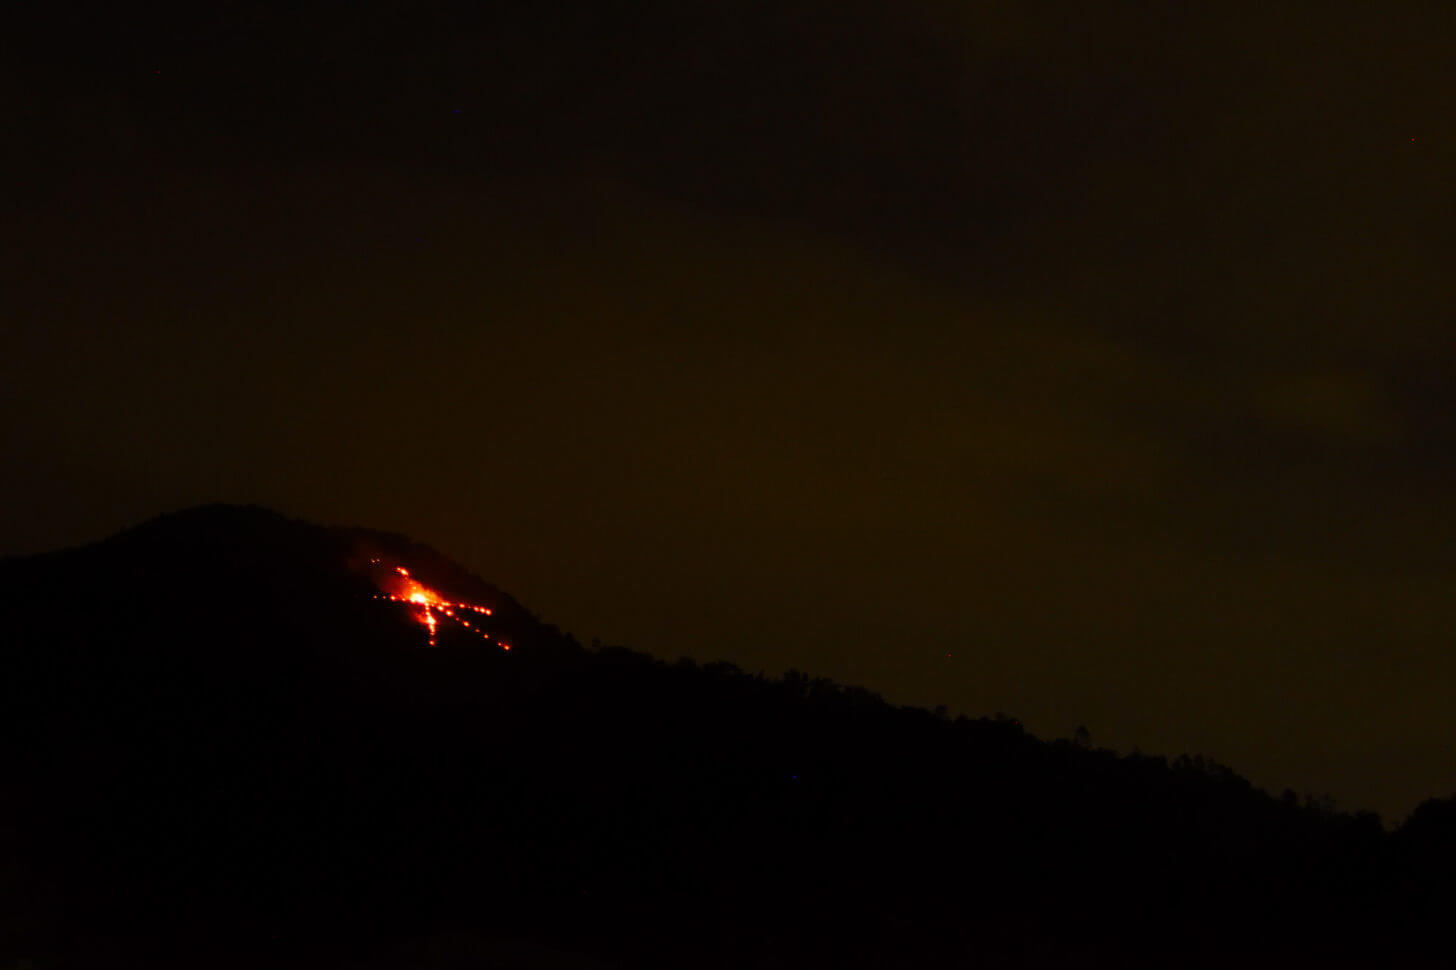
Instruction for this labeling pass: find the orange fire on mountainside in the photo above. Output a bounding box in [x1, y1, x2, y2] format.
[372, 563, 508, 650]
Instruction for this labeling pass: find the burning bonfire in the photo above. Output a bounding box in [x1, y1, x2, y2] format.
[372, 563, 508, 651]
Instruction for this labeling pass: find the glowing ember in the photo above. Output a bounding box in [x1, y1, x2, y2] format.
[372, 564, 501, 649]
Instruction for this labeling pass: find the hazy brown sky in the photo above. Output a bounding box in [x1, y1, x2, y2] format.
[5, 0, 1456, 819]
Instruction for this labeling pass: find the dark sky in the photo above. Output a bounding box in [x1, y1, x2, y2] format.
[5, 0, 1456, 820]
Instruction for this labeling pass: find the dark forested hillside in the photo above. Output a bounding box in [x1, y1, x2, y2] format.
[0, 506, 1449, 968]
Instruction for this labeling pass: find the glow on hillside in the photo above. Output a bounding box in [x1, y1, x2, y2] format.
[371, 563, 508, 651]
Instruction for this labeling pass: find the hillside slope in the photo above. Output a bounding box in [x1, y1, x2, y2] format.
[0, 506, 1445, 968]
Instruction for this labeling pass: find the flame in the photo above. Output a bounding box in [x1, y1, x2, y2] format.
[373, 564, 502, 650]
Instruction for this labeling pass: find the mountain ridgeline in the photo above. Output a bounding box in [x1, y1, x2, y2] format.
[0, 506, 1451, 968]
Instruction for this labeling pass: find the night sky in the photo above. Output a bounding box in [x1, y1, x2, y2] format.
[5, 1, 1456, 820]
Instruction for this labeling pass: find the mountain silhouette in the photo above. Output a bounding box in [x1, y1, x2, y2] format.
[0, 506, 1450, 968]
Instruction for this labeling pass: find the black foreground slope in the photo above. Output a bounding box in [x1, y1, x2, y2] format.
[0, 506, 1449, 968]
